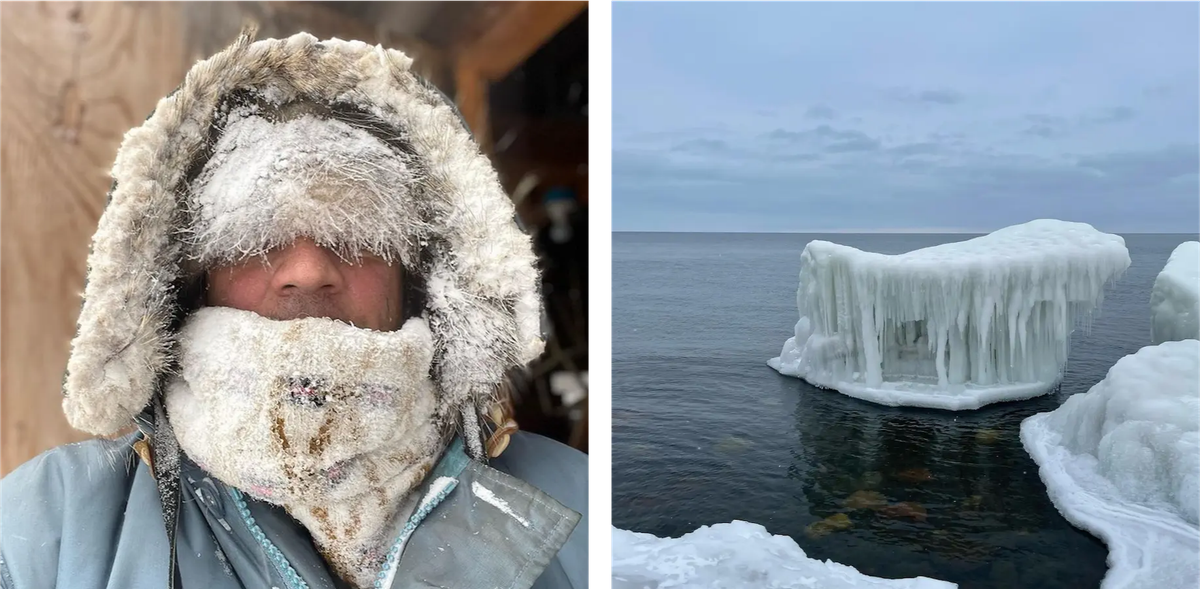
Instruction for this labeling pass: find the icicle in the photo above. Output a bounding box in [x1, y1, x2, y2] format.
[769, 220, 1130, 410]
[935, 323, 948, 387]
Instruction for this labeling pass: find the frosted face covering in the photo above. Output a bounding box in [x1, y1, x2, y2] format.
[184, 101, 422, 269]
[165, 306, 443, 586]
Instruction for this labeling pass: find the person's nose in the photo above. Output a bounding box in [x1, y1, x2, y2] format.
[270, 237, 344, 295]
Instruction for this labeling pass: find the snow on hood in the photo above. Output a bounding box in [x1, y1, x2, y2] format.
[62, 30, 543, 458]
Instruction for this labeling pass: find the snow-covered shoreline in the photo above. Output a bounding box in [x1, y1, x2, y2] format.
[613, 520, 957, 588]
[1021, 340, 1200, 588]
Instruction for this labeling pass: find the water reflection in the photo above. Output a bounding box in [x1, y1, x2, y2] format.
[784, 378, 1107, 587]
[612, 233, 1182, 588]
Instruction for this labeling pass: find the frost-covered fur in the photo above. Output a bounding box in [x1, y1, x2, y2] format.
[185, 105, 425, 269]
[63, 31, 544, 456]
[165, 307, 442, 586]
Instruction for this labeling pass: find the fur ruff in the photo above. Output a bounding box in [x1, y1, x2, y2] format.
[63, 31, 544, 457]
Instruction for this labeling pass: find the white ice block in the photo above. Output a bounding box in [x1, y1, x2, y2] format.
[1150, 241, 1199, 345]
[769, 219, 1130, 409]
[612, 521, 957, 589]
[1021, 339, 1200, 589]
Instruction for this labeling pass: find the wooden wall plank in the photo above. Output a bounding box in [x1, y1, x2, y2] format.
[1, 1, 189, 475]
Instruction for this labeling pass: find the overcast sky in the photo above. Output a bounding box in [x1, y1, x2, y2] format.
[613, 2, 1200, 233]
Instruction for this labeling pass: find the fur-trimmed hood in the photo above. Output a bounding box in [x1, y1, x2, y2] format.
[63, 30, 543, 458]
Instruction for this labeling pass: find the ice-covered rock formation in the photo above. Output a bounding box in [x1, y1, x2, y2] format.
[1151, 241, 1199, 345]
[613, 521, 956, 588]
[1021, 340, 1200, 589]
[769, 220, 1130, 410]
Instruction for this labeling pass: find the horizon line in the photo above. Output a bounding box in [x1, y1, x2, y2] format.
[612, 229, 1199, 235]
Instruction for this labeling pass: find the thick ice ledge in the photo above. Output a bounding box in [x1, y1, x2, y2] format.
[769, 220, 1130, 409]
[613, 521, 957, 588]
[1021, 340, 1200, 589]
[1151, 241, 1199, 345]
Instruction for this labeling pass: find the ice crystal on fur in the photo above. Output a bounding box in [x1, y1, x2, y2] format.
[184, 111, 425, 269]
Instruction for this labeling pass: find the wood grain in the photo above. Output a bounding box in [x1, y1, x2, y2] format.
[1, 1, 189, 475]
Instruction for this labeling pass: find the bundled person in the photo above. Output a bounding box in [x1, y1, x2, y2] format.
[0, 30, 586, 589]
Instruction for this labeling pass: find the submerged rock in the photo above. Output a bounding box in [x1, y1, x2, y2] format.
[895, 468, 934, 483]
[805, 513, 853, 539]
[975, 429, 1001, 444]
[844, 490, 888, 510]
[713, 435, 753, 454]
[860, 471, 883, 488]
[879, 501, 928, 523]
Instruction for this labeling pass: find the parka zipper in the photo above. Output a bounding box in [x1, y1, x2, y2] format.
[228, 479, 460, 589]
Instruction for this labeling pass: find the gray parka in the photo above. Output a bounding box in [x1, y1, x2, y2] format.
[0, 431, 586, 589]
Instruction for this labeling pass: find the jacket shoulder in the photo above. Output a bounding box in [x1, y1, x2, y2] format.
[0, 435, 145, 588]
[491, 432, 588, 588]
[493, 432, 587, 513]
[2, 435, 140, 522]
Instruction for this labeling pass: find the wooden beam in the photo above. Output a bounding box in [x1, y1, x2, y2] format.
[455, 64, 491, 152]
[180, 2, 452, 90]
[457, 1, 585, 81]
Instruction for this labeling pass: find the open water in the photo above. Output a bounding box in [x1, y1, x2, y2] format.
[612, 232, 1191, 588]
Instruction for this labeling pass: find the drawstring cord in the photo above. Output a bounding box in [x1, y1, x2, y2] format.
[135, 396, 184, 589]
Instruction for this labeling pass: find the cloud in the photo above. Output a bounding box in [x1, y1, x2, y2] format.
[888, 142, 943, 157]
[888, 88, 966, 106]
[613, 149, 743, 187]
[1022, 108, 1137, 138]
[812, 126, 881, 153]
[765, 129, 806, 142]
[764, 125, 881, 152]
[919, 89, 965, 105]
[670, 138, 733, 155]
[1024, 125, 1059, 139]
[620, 127, 730, 146]
[771, 153, 823, 163]
[929, 132, 967, 145]
[1023, 114, 1070, 138]
[616, 140, 1200, 232]
[804, 104, 837, 119]
[1088, 106, 1136, 124]
[1143, 84, 1174, 99]
[826, 135, 881, 153]
[613, 2, 1198, 232]
[1077, 143, 1199, 182]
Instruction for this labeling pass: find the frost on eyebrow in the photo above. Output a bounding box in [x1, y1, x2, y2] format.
[182, 102, 426, 272]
